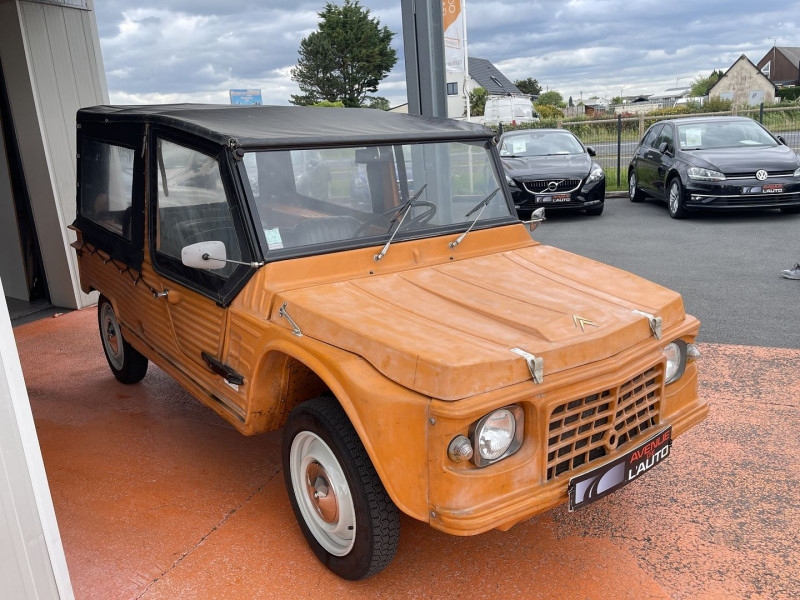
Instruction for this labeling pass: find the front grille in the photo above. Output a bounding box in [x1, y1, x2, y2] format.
[725, 170, 795, 180]
[546, 365, 663, 481]
[523, 179, 581, 194]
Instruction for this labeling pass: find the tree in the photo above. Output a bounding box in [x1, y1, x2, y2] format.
[290, 0, 397, 108]
[514, 77, 541, 96]
[469, 87, 489, 116]
[365, 96, 390, 110]
[535, 90, 566, 108]
[689, 69, 724, 97]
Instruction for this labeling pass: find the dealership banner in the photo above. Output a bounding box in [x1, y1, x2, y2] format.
[442, 0, 465, 72]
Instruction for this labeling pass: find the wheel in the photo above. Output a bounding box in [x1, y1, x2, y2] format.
[97, 295, 148, 383]
[667, 177, 688, 219]
[585, 203, 604, 216]
[780, 206, 800, 214]
[282, 397, 400, 580]
[629, 170, 645, 202]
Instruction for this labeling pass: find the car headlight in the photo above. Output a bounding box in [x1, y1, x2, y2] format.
[506, 174, 517, 187]
[663, 340, 688, 384]
[794, 166, 800, 177]
[467, 405, 524, 467]
[586, 164, 604, 183]
[687, 167, 726, 181]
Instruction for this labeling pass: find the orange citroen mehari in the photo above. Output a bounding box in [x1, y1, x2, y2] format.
[72, 104, 707, 580]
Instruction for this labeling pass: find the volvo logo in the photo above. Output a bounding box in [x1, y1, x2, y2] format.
[756, 169, 768, 181]
[546, 180, 562, 192]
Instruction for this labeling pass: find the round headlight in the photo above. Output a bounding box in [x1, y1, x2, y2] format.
[663, 340, 688, 384]
[477, 408, 516, 461]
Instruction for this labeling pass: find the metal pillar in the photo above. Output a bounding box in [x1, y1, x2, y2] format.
[401, 0, 447, 118]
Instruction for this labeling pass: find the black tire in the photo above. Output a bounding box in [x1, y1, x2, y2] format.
[97, 295, 148, 384]
[780, 206, 800, 214]
[282, 397, 400, 580]
[667, 177, 688, 219]
[585, 203, 604, 216]
[629, 170, 645, 202]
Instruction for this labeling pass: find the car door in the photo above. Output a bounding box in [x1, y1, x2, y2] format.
[652, 123, 677, 199]
[148, 133, 257, 420]
[634, 124, 663, 195]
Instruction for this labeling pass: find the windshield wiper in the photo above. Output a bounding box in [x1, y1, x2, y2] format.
[449, 187, 501, 249]
[374, 184, 427, 262]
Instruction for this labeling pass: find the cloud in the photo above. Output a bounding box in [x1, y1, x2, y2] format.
[95, 0, 800, 108]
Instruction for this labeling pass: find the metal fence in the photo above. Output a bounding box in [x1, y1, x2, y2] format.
[498, 106, 800, 188]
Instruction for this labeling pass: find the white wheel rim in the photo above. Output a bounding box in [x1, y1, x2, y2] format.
[629, 172, 637, 198]
[669, 181, 680, 213]
[290, 431, 356, 556]
[100, 303, 124, 370]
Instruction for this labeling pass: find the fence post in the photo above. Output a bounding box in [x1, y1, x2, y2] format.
[638, 114, 645, 139]
[617, 114, 622, 188]
[556, 120, 563, 129]
[759, 102, 764, 123]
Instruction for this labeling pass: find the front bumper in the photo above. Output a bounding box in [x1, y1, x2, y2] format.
[511, 177, 605, 212]
[424, 321, 706, 536]
[683, 177, 800, 210]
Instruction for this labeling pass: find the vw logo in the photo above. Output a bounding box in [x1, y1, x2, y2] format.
[756, 170, 768, 181]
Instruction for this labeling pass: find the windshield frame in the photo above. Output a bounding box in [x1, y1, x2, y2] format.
[235, 138, 518, 262]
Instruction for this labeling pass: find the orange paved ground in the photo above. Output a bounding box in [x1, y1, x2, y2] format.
[14, 308, 800, 600]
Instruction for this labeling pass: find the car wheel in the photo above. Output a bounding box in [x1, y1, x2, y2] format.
[629, 170, 645, 202]
[282, 396, 399, 580]
[585, 203, 604, 216]
[97, 295, 148, 384]
[667, 177, 687, 219]
[780, 206, 800, 214]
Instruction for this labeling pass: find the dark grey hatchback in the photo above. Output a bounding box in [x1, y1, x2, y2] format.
[628, 116, 800, 218]
[500, 129, 605, 217]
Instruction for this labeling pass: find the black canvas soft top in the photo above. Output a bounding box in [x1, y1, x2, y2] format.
[77, 104, 494, 150]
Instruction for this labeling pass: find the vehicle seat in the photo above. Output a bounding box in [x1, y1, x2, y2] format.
[289, 216, 361, 246]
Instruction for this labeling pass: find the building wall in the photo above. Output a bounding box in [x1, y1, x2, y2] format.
[0, 0, 108, 309]
[757, 49, 800, 84]
[710, 59, 775, 107]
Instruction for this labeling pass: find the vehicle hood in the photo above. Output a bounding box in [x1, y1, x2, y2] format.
[680, 144, 800, 173]
[502, 154, 591, 180]
[273, 244, 685, 400]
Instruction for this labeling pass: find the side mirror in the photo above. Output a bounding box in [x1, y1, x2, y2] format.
[524, 207, 546, 232]
[181, 241, 227, 270]
[658, 141, 672, 155]
[586, 146, 596, 157]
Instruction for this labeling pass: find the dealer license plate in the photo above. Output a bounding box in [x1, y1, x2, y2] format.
[568, 426, 672, 511]
[743, 184, 783, 194]
[539, 194, 571, 203]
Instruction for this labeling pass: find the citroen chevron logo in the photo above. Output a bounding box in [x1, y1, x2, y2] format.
[573, 315, 599, 332]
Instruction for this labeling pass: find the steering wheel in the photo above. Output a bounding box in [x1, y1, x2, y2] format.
[354, 201, 437, 237]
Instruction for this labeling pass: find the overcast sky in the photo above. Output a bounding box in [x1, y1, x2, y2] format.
[95, 0, 800, 107]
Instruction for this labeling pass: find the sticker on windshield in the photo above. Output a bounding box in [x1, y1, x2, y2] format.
[512, 140, 526, 155]
[684, 128, 702, 147]
[265, 228, 284, 249]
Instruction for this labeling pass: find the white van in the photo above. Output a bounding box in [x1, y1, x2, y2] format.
[481, 96, 539, 126]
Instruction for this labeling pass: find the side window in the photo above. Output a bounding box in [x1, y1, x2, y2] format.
[155, 139, 242, 278]
[641, 125, 663, 149]
[657, 125, 674, 152]
[79, 140, 135, 239]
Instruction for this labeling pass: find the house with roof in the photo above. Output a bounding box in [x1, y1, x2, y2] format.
[756, 46, 800, 87]
[446, 56, 523, 118]
[709, 54, 776, 106]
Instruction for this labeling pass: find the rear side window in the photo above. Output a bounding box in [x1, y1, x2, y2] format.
[79, 140, 135, 239]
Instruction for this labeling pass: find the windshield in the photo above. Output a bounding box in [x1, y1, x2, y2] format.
[677, 120, 777, 150]
[241, 140, 512, 252]
[499, 131, 584, 157]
